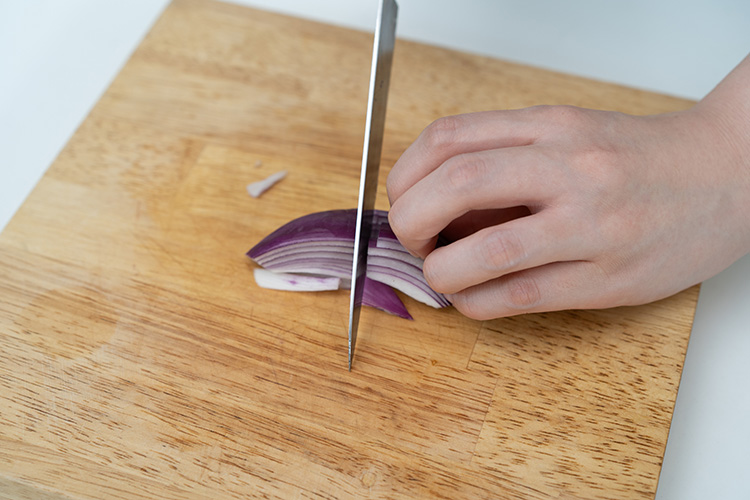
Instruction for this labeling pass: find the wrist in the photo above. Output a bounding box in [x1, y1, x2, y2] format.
[689, 96, 750, 255]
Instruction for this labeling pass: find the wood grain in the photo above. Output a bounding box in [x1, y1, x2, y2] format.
[0, 0, 699, 498]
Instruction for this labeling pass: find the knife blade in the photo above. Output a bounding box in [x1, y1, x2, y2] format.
[348, 0, 398, 371]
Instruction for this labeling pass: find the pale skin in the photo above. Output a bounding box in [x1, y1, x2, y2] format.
[387, 54, 750, 320]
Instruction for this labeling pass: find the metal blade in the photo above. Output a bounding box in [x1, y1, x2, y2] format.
[348, 0, 398, 370]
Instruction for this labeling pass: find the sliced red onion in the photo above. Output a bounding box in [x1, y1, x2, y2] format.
[253, 270, 411, 319]
[362, 277, 412, 320]
[248, 209, 449, 318]
[253, 268, 340, 291]
[366, 261, 450, 308]
[249, 210, 356, 257]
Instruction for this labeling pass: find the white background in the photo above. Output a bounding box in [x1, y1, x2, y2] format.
[1, 1, 749, 498]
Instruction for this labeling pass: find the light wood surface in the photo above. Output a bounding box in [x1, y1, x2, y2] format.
[0, 1, 700, 498]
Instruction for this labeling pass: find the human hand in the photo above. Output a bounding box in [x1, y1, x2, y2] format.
[387, 61, 750, 320]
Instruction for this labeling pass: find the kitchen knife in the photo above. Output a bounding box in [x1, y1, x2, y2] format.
[348, 0, 398, 370]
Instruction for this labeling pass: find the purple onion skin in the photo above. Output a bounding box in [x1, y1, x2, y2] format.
[248, 209, 389, 259]
[363, 277, 412, 320]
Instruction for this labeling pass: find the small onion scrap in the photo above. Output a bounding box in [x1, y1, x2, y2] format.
[247, 209, 449, 319]
[247, 170, 287, 198]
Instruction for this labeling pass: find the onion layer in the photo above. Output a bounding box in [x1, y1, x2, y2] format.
[248, 209, 448, 318]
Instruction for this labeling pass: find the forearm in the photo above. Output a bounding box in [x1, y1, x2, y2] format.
[697, 54, 750, 133]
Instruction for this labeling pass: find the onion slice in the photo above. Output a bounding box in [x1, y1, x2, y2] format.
[253, 269, 340, 291]
[363, 277, 412, 320]
[248, 209, 448, 318]
[247, 170, 287, 198]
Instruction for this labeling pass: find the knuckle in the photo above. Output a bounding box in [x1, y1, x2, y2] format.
[421, 255, 445, 293]
[441, 153, 487, 195]
[503, 274, 543, 311]
[387, 204, 409, 240]
[479, 230, 526, 273]
[533, 105, 598, 139]
[421, 115, 464, 151]
[544, 104, 588, 127]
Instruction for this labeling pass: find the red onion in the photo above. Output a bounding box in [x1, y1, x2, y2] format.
[247, 209, 449, 318]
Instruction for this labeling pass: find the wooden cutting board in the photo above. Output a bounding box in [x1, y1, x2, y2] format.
[0, 1, 699, 498]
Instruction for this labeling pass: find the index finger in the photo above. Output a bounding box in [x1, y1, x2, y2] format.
[388, 145, 556, 258]
[386, 109, 539, 205]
